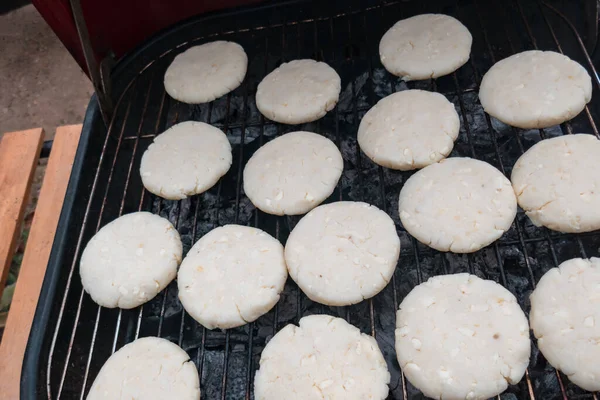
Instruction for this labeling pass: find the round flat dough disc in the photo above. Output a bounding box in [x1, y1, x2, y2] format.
[396, 274, 530, 400]
[243, 131, 343, 216]
[379, 14, 472, 81]
[254, 315, 390, 400]
[87, 337, 200, 400]
[256, 59, 341, 124]
[80, 212, 182, 309]
[511, 134, 600, 233]
[358, 90, 460, 170]
[399, 157, 516, 253]
[529, 258, 600, 392]
[164, 41, 247, 104]
[178, 225, 287, 330]
[479, 50, 592, 129]
[285, 201, 400, 305]
[140, 121, 232, 200]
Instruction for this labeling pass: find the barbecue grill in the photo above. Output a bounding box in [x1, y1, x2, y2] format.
[23, 0, 600, 398]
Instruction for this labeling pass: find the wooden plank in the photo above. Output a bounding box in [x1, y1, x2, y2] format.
[0, 125, 81, 400]
[0, 128, 44, 301]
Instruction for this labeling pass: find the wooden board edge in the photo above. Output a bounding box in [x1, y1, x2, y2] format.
[0, 125, 82, 400]
[0, 128, 44, 300]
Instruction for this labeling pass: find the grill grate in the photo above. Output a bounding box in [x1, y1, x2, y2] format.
[29, 0, 600, 399]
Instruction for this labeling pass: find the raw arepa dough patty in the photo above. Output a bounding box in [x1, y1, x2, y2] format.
[87, 337, 200, 400]
[379, 14, 472, 81]
[254, 315, 390, 400]
[243, 131, 343, 215]
[177, 225, 287, 330]
[164, 41, 247, 104]
[285, 201, 400, 306]
[80, 212, 182, 309]
[529, 258, 600, 392]
[399, 157, 517, 253]
[479, 50, 592, 129]
[256, 59, 341, 124]
[395, 274, 531, 400]
[140, 121, 232, 200]
[511, 134, 600, 233]
[358, 89, 460, 170]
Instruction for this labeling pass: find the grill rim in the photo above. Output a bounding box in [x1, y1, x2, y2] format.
[22, 0, 600, 399]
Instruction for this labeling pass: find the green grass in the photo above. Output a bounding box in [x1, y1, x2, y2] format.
[0, 227, 28, 330]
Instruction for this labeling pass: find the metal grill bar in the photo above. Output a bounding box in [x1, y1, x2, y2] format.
[37, 1, 600, 399]
[77, 74, 159, 399]
[341, 5, 380, 344]
[49, 78, 138, 399]
[464, 1, 541, 397]
[193, 92, 215, 377]
[133, 90, 170, 341]
[219, 27, 254, 399]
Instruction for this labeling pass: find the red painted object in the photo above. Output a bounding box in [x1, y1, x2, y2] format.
[32, 0, 263, 76]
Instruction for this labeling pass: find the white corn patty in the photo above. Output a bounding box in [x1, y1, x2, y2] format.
[80, 212, 182, 309]
[140, 121, 232, 200]
[358, 90, 460, 170]
[395, 274, 530, 400]
[479, 50, 592, 129]
[256, 59, 341, 124]
[243, 131, 343, 215]
[177, 225, 287, 330]
[164, 41, 247, 104]
[511, 134, 600, 233]
[399, 157, 516, 253]
[379, 14, 472, 81]
[285, 201, 400, 306]
[87, 337, 200, 400]
[529, 257, 600, 392]
[254, 315, 390, 400]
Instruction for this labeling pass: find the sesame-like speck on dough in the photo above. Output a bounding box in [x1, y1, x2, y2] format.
[86, 337, 200, 400]
[395, 273, 530, 400]
[285, 201, 400, 305]
[529, 257, 600, 392]
[140, 121, 232, 200]
[254, 315, 390, 400]
[256, 59, 341, 124]
[511, 134, 600, 233]
[164, 41, 247, 104]
[79, 212, 182, 309]
[379, 14, 472, 81]
[358, 89, 460, 170]
[177, 225, 287, 330]
[243, 131, 343, 216]
[479, 50, 592, 129]
[398, 157, 517, 253]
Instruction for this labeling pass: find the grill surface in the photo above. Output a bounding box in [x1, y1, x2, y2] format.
[24, 0, 600, 399]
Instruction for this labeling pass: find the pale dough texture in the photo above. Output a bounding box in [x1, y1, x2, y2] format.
[87, 337, 200, 400]
[256, 59, 341, 124]
[243, 131, 343, 215]
[254, 315, 390, 400]
[399, 157, 517, 253]
[358, 90, 460, 170]
[164, 41, 247, 104]
[529, 258, 600, 392]
[140, 121, 232, 200]
[80, 212, 182, 309]
[379, 14, 472, 81]
[178, 225, 287, 330]
[479, 50, 592, 129]
[511, 134, 600, 232]
[285, 201, 400, 306]
[396, 274, 530, 400]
